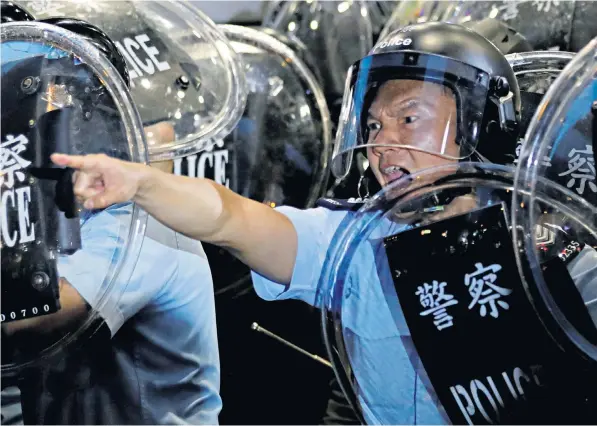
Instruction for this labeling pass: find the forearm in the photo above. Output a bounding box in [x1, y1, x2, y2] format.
[134, 166, 297, 284]
[134, 166, 240, 243]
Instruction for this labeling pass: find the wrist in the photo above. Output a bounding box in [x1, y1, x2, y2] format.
[132, 163, 156, 204]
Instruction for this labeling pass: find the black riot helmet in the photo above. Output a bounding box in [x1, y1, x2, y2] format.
[1, 0, 34, 22]
[38, 16, 130, 87]
[332, 21, 522, 179]
[2, 1, 130, 86]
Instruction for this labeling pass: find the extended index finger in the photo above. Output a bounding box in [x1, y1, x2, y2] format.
[51, 153, 102, 171]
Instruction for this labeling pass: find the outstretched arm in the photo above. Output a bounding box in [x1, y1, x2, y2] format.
[136, 166, 297, 285]
[51, 153, 298, 285]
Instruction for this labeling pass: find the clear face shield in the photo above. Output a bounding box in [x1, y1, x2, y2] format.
[332, 52, 490, 180]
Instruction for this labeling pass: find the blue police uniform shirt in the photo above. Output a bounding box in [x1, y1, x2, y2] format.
[250, 204, 446, 425]
[40, 204, 221, 424]
[250, 203, 597, 425]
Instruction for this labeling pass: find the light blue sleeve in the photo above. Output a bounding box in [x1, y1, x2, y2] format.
[57, 205, 161, 336]
[250, 206, 347, 306]
[139, 235, 222, 425]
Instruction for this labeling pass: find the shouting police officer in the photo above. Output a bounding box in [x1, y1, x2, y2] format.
[50, 22, 597, 424]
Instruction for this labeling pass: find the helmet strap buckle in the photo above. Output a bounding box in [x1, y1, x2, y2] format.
[357, 174, 370, 199]
[489, 76, 518, 133]
[490, 90, 517, 133]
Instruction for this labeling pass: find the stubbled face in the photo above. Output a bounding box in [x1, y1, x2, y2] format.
[365, 79, 459, 187]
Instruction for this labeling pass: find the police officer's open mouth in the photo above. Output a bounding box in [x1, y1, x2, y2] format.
[381, 165, 411, 183]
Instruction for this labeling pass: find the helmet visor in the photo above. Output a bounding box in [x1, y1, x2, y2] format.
[332, 52, 490, 179]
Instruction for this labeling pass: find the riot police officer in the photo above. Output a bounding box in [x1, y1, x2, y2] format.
[52, 22, 597, 424]
[1, 4, 221, 423]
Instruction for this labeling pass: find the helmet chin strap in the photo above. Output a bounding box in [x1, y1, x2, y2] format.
[467, 149, 490, 163]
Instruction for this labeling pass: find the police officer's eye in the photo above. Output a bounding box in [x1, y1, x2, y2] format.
[367, 121, 381, 132]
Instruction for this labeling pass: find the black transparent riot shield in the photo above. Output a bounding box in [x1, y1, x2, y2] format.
[318, 161, 597, 425]
[435, 1, 597, 52]
[23, 0, 247, 161]
[174, 24, 332, 296]
[1, 20, 147, 378]
[442, 1, 572, 50]
[513, 45, 596, 208]
[262, 0, 373, 102]
[506, 50, 576, 166]
[362, 1, 400, 43]
[513, 37, 597, 364]
[378, 1, 452, 41]
[381, 1, 597, 53]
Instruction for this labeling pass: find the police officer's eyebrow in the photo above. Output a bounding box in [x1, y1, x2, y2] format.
[368, 97, 433, 120]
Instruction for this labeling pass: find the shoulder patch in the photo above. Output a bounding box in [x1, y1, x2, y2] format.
[316, 197, 365, 212]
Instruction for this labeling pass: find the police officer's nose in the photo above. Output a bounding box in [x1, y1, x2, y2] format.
[370, 127, 408, 158]
[369, 119, 404, 145]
